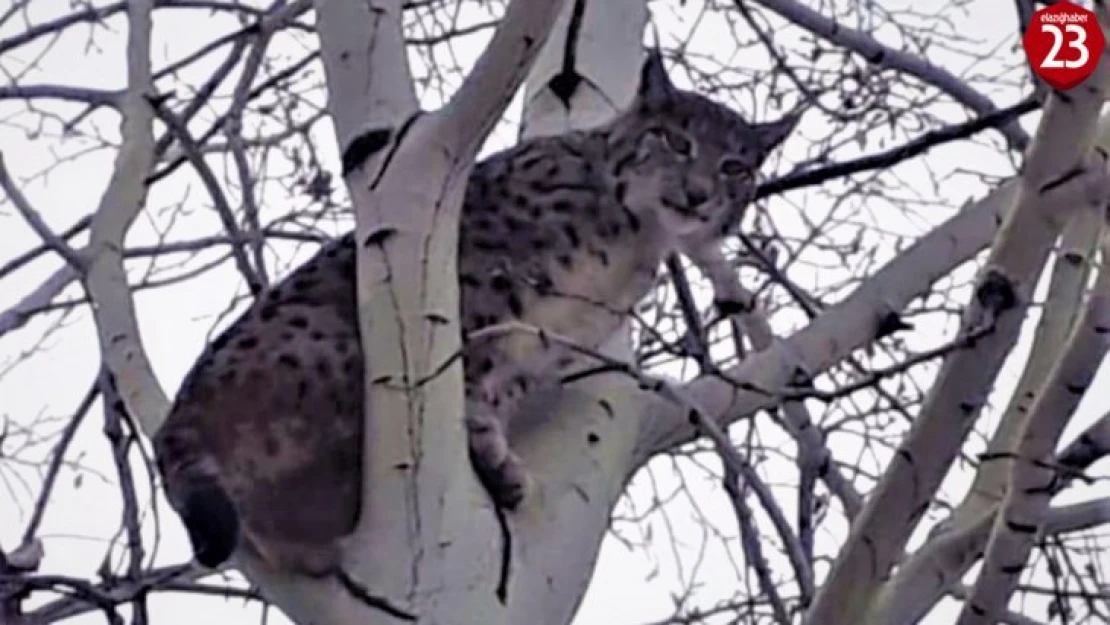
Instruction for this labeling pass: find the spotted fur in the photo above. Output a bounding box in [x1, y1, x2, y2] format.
[152, 51, 798, 576]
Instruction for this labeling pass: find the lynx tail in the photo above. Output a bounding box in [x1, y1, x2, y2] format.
[153, 426, 240, 569]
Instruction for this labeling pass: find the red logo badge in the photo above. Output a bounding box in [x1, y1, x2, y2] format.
[1023, 1, 1104, 91]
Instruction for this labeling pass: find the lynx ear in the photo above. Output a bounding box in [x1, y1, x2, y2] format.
[638, 49, 675, 106]
[753, 110, 802, 155]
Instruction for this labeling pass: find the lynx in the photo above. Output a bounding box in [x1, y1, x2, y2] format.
[153, 52, 798, 577]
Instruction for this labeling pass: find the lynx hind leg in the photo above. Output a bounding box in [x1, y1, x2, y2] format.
[153, 428, 240, 569]
[156, 404, 340, 576]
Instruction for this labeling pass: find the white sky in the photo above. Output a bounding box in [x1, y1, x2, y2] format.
[1, 1, 1106, 624]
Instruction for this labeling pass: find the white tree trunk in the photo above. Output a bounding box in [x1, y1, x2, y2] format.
[504, 3, 650, 623]
[231, 2, 660, 624]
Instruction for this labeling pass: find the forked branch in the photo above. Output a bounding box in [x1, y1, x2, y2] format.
[803, 12, 1110, 621]
[439, 0, 570, 161]
[957, 233, 1110, 622]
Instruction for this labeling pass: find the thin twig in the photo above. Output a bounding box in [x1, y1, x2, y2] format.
[0, 153, 85, 271]
[21, 378, 100, 546]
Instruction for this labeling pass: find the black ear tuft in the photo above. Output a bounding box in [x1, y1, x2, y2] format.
[638, 49, 675, 106]
[753, 110, 802, 155]
[181, 481, 240, 568]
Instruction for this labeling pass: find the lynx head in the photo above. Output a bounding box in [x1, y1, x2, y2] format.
[607, 51, 799, 242]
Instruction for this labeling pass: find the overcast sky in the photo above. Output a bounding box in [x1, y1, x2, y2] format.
[2, 1, 1105, 624]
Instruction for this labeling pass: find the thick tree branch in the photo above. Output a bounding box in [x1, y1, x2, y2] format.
[1056, 409, 1110, 470]
[488, 6, 654, 624]
[637, 150, 1110, 625]
[638, 175, 1020, 458]
[439, 0, 570, 160]
[804, 20, 1110, 622]
[235, 2, 428, 623]
[242, 2, 573, 624]
[958, 207, 1102, 523]
[315, 0, 416, 152]
[876, 197, 1110, 624]
[1044, 498, 1110, 536]
[870, 403, 1110, 625]
[957, 236, 1110, 622]
[81, 0, 168, 436]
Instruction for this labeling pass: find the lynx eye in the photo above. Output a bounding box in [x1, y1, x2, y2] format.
[719, 157, 750, 177]
[664, 130, 693, 156]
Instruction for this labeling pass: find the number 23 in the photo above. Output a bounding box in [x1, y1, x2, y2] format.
[1041, 23, 1090, 69]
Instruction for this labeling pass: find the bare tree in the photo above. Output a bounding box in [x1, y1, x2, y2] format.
[3, 1, 1110, 624]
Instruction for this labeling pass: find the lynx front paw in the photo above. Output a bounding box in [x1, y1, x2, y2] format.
[465, 413, 529, 510]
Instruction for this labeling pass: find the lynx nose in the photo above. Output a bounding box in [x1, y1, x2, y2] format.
[686, 189, 708, 207]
